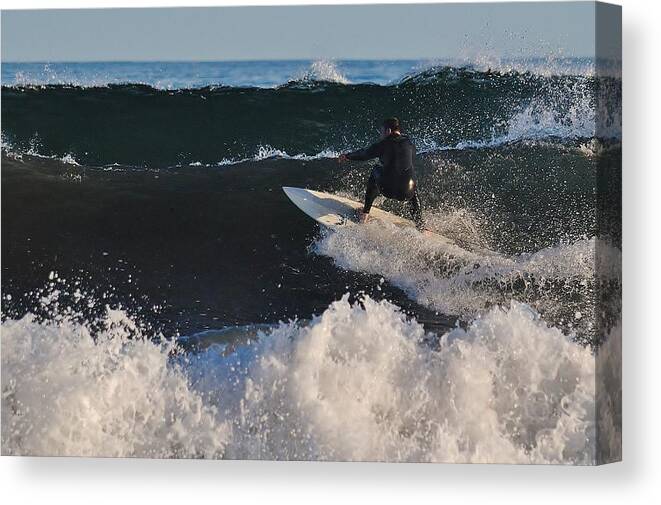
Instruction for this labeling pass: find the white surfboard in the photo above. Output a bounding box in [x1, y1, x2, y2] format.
[282, 186, 498, 257]
[282, 186, 413, 229]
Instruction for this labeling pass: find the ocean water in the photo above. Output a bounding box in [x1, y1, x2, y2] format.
[1, 59, 621, 462]
[1, 57, 601, 89]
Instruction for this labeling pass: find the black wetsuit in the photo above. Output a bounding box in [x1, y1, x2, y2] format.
[346, 134, 423, 228]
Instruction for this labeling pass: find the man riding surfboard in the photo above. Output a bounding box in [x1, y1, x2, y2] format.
[338, 117, 424, 229]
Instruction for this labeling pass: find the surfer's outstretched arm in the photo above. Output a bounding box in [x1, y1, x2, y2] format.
[341, 140, 385, 162]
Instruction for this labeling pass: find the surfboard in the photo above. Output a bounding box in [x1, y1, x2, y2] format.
[282, 186, 414, 229]
[282, 186, 498, 257]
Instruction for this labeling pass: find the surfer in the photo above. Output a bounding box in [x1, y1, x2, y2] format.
[338, 117, 424, 229]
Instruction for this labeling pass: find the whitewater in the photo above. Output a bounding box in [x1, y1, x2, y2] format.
[2, 288, 619, 463]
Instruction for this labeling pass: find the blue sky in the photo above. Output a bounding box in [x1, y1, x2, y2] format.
[1, 2, 598, 62]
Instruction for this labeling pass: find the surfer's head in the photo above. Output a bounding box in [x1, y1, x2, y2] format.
[381, 117, 401, 137]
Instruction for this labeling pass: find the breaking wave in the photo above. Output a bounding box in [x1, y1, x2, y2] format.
[313, 218, 605, 343]
[2, 290, 612, 464]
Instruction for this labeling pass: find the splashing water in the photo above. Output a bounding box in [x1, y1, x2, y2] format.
[313, 219, 598, 339]
[296, 59, 350, 84]
[1, 308, 229, 458]
[2, 290, 604, 463]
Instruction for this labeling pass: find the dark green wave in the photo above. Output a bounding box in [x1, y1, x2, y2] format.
[1, 67, 619, 167]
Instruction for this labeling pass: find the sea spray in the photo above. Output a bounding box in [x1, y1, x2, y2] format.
[1, 308, 229, 458]
[294, 59, 350, 85]
[2, 289, 601, 463]
[314, 219, 598, 340]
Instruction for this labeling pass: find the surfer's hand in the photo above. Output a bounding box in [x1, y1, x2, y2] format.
[338, 154, 349, 163]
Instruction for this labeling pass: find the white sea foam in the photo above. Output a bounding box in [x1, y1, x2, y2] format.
[1, 308, 229, 458]
[430, 100, 605, 153]
[1, 133, 81, 166]
[1, 292, 603, 463]
[314, 219, 596, 319]
[186, 145, 341, 167]
[216, 296, 597, 463]
[501, 77, 620, 143]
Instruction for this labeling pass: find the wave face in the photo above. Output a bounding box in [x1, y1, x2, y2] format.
[3, 292, 605, 463]
[1, 139, 620, 344]
[1, 65, 621, 167]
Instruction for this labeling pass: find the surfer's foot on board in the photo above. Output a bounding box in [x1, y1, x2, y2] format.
[356, 210, 370, 224]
